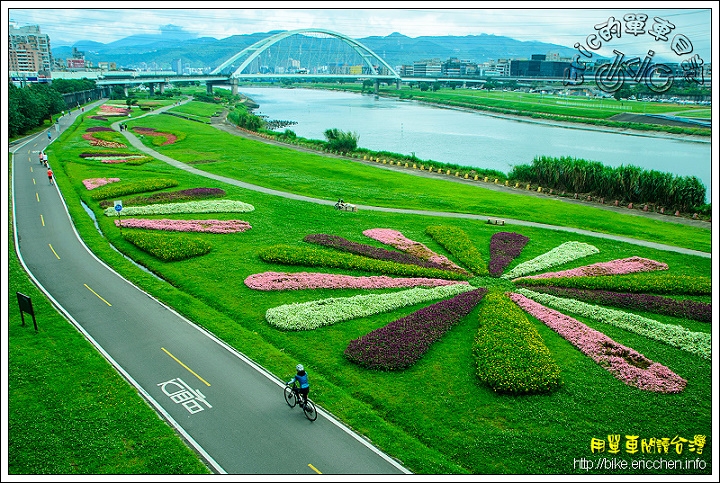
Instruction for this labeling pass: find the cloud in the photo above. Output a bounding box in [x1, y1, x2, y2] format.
[6, 5, 712, 62]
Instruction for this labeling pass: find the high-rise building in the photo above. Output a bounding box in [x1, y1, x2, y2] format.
[9, 22, 53, 73]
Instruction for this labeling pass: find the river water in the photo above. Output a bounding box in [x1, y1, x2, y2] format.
[236, 86, 712, 202]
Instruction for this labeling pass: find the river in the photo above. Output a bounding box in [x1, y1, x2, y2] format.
[235, 86, 712, 202]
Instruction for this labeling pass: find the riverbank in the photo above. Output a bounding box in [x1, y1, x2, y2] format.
[305, 84, 711, 144]
[213, 108, 712, 230]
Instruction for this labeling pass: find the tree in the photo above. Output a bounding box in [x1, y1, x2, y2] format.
[419, 82, 429, 92]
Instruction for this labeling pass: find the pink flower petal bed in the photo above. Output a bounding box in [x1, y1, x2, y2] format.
[508, 292, 686, 393]
[363, 228, 467, 273]
[514, 256, 669, 281]
[114, 218, 251, 234]
[83, 177, 121, 190]
[244, 271, 470, 291]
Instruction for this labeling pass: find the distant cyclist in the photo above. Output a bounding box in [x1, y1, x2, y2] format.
[287, 364, 310, 407]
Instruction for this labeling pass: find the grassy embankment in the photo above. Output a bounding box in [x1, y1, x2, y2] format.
[8, 98, 712, 475]
[305, 82, 712, 137]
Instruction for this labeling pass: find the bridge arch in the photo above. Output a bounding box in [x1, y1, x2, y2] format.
[211, 29, 400, 80]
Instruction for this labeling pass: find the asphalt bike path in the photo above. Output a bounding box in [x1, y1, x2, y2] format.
[10, 103, 409, 475]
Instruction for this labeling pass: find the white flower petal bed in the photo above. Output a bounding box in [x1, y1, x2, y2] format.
[502, 241, 599, 279]
[104, 199, 254, 216]
[515, 288, 711, 360]
[266, 283, 475, 330]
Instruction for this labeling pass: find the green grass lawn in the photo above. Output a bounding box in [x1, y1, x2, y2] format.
[9, 99, 713, 476]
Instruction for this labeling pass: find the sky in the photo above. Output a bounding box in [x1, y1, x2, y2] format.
[4, 2, 716, 63]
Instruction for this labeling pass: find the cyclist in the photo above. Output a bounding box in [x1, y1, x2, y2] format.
[287, 364, 310, 408]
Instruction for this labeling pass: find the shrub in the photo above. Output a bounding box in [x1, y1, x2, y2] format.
[324, 128, 359, 152]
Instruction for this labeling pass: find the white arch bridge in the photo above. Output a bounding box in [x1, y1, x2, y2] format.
[209, 28, 401, 92]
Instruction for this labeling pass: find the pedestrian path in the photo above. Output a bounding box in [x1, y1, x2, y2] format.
[116, 100, 711, 259]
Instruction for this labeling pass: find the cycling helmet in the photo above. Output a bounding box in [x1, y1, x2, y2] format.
[296, 364, 304, 372]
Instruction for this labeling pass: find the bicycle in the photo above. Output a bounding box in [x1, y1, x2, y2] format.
[284, 381, 317, 421]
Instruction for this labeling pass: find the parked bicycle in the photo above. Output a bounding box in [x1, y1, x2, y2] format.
[284, 381, 318, 421]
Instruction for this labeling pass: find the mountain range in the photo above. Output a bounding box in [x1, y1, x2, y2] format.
[51, 30, 579, 71]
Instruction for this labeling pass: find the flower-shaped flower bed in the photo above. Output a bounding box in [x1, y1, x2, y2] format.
[83, 178, 121, 190]
[114, 218, 251, 234]
[132, 127, 178, 145]
[245, 226, 708, 394]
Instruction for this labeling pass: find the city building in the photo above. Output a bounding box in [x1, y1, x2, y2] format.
[9, 21, 53, 74]
[509, 54, 571, 78]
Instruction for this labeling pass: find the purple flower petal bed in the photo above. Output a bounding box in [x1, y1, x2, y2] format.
[303, 233, 465, 273]
[114, 218, 251, 234]
[519, 285, 711, 322]
[508, 292, 687, 393]
[99, 187, 226, 208]
[488, 232, 529, 277]
[344, 288, 487, 371]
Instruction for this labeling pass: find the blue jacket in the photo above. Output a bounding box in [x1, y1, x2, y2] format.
[291, 372, 309, 389]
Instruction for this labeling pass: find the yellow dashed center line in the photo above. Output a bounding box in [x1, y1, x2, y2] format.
[40, 215, 45, 226]
[36, 193, 40, 202]
[161, 347, 211, 386]
[83, 283, 112, 306]
[48, 244, 60, 259]
[308, 463, 322, 474]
